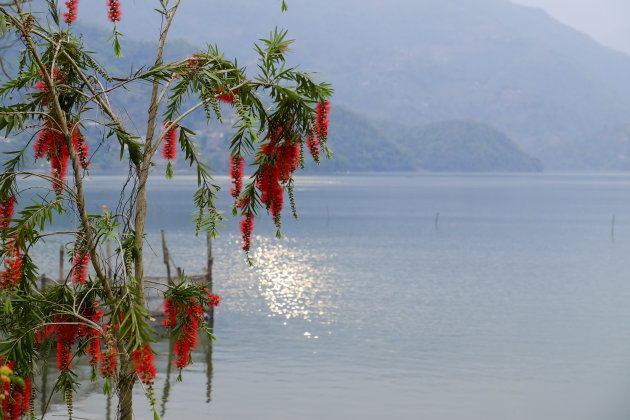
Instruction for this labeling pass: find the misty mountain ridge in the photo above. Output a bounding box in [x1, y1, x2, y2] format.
[16, 0, 630, 171]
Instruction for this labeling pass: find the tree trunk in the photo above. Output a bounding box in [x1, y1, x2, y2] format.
[117, 358, 137, 420]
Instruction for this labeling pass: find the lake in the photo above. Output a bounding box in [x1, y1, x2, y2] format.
[29, 172, 630, 419]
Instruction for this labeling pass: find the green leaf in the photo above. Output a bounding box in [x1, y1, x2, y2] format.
[165, 161, 173, 179]
[103, 378, 111, 396]
[112, 32, 123, 58]
[4, 298, 12, 315]
[153, 407, 161, 420]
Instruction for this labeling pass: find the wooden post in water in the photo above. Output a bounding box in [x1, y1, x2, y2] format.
[611, 214, 616, 243]
[58, 245, 64, 283]
[435, 212, 440, 230]
[206, 232, 213, 288]
[161, 229, 173, 285]
[206, 232, 215, 320]
[106, 238, 112, 279]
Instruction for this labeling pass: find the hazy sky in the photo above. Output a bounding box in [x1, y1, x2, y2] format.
[510, 0, 630, 54]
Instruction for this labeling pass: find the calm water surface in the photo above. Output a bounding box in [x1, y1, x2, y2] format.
[30, 172, 630, 419]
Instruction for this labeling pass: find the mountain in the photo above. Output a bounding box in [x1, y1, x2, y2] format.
[69, 0, 630, 170]
[397, 120, 542, 172]
[321, 107, 541, 172]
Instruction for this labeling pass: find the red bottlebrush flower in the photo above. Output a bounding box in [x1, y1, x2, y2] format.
[49, 131, 69, 194]
[315, 101, 330, 141]
[55, 318, 78, 371]
[72, 250, 90, 284]
[63, 0, 79, 23]
[10, 388, 22, 419]
[162, 122, 178, 160]
[179, 54, 200, 78]
[172, 301, 204, 369]
[0, 196, 15, 229]
[72, 127, 90, 169]
[22, 376, 31, 416]
[162, 297, 177, 327]
[206, 293, 221, 307]
[306, 132, 320, 161]
[279, 143, 299, 182]
[131, 344, 156, 385]
[1, 377, 9, 419]
[99, 346, 118, 377]
[1, 255, 23, 289]
[230, 155, 244, 198]
[33, 126, 52, 159]
[173, 338, 190, 369]
[217, 86, 234, 104]
[35, 324, 55, 344]
[240, 213, 254, 252]
[106, 0, 121, 22]
[86, 337, 101, 365]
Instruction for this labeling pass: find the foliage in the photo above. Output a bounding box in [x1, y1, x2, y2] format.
[0, 0, 331, 418]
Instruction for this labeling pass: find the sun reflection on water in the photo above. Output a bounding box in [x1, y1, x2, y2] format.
[244, 236, 338, 323]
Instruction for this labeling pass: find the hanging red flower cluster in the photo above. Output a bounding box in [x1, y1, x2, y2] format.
[162, 122, 178, 160]
[205, 291, 222, 307]
[162, 298, 177, 327]
[1, 228, 22, 290]
[256, 131, 299, 224]
[178, 54, 199, 78]
[34, 325, 54, 345]
[54, 316, 77, 371]
[33, 123, 90, 193]
[72, 250, 90, 284]
[106, 0, 121, 22]
[131, 344, 156, 385]
[80, 301, 104, 367]
[230, 155, 244, 198]
[44, 299, 104, 374]
[0, 362, 31, 420]
[0, 257, 22, 290]
[217, 86, 234, 104]
[98, 336, 118, 378]
[315, 100, 330, 140]
[163, 296, 213, 370]
[63, 0, 79, 23]
[239, 213, 254, 252]
[306, 132, 319, 161]
[0, 197, 15, 230]
[173, 301, 203, 369]
[307, 100, 330, 162]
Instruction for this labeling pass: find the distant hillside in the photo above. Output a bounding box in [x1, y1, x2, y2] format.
[398, 120, 542, 172]
[326, 107, 541, 173]
[68, 0, 630, 169]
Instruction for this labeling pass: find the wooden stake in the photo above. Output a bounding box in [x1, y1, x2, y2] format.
[106, 238, 112, 279]
[161, 229, 173, 285]
[59, 245, 64, 283]
[206, 232, 213, 288]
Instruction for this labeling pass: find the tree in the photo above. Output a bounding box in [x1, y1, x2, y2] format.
[0, 0, 332, 418]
